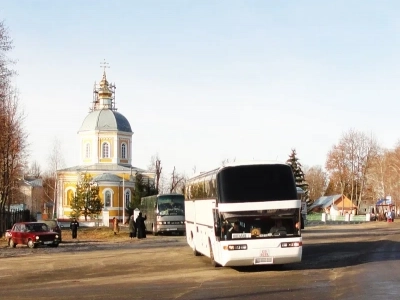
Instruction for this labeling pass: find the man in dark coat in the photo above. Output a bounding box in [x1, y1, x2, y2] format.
[70, 218, 79, 239]
[136, 212, 147, 239]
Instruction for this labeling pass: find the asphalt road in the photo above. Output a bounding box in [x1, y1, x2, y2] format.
[1, 221, 400, 300]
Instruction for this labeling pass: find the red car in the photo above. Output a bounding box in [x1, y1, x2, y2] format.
[8, 222, 60, 248]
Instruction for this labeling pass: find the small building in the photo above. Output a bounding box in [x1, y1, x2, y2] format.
[17, 177, 45, 217]
[374, 197, 396, 220]
[309, 194, 357, 215]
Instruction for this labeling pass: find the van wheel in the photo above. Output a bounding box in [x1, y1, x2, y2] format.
[209, 240, 220, 267]
[9, 239, 16, 248]
[152, 224, 158, 236]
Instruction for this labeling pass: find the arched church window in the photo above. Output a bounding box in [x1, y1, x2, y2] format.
[85, 143, 91, 158]
[102, 142, 110, 158]
[121, 143, 127, 159]
[125, 190, 131, 208]
[66, 189, 75, 206]
[105, 191, 111, 207]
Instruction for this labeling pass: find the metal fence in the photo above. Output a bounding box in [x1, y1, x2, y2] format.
[307, 213, 369, 222]
[0, 209, 31, 237]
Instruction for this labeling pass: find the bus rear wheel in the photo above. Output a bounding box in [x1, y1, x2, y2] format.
[193, 245, 201, 256]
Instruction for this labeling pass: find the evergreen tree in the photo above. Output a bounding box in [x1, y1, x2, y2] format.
[126, 173, 157, 217]
[70, 173, 102, 221]
[286, 149, 311, 205]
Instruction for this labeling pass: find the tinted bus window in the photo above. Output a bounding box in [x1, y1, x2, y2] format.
[218, 164, 297, 203]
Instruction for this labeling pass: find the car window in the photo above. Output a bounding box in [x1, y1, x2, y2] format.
[29, 224, 49, 232]
[43, 221, 57, 228]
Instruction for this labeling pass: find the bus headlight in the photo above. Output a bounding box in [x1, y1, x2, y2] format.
[281, 241, 302, 248]
[223, 244, 247, 250]
[35, 236, 39, 240]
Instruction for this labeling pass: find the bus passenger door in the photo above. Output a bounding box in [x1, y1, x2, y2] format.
[212, 208, 221, 264]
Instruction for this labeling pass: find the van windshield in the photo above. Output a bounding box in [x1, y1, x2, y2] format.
[158, 195, 184, 216]
[218, 164, 297, 203]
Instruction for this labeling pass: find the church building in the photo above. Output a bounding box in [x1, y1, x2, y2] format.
[56, 70, 154, 224]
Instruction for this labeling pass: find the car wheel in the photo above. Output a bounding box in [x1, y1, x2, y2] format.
[27, 239, 36, 249]
[9, 239, 16, 248]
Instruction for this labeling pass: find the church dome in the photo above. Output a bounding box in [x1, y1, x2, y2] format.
[79, 109, 132, 133]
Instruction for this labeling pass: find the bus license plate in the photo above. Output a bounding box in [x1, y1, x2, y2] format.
[254, 257, 273, 264]
[167, 228, 177, 231]
[44, 241, 53, 245]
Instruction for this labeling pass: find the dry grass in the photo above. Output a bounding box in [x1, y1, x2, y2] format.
[62, 227, 130, 241]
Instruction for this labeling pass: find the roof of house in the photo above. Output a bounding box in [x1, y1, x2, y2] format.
[20, 178, 43, 187]
[58, 163, 146, 173]
[309, 194, 342, 210]
[93, 173, 122, 183]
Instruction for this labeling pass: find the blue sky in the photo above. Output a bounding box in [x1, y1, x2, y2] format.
[2, 1, 400, 177]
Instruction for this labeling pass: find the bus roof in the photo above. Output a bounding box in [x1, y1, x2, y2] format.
[188, 160, 290, 182]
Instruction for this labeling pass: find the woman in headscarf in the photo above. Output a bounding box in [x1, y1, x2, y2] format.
[128, 215, 136, 239]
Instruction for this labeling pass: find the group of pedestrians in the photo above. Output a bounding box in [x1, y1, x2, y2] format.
[128, 212, 147, 239]
[68, 212, 147, 239]
[386, 209, 396, 222]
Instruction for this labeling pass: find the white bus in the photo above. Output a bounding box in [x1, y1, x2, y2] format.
[185, 161, 302, 267]
[140, 193, 185, 236]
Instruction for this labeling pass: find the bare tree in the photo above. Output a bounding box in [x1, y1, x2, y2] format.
[148, 154, 162, 193]
[326, 143, 349, 197]
[222, 157, 236, 166]
[325, 129, 378, 209]
[304, 165, 327, 202]
[43, 137, 65, 218]
[0, 85, 27, 212]
[27, 161, 42, 178]
[169, 166, 185, 194]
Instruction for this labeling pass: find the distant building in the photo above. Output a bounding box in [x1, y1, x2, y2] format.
[17, 177, 44, 214]
[309, 194, 357, 215]
[56, 70, 155, 223]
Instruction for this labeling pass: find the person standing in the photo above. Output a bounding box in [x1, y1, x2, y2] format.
[113, 217, 120, 235]
[135, 212, 147, 239]
[70, 218, 79, 239]
[128, 215, 136, 239]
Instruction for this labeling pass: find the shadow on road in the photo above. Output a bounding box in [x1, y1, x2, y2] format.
[234, 239, 400, 273]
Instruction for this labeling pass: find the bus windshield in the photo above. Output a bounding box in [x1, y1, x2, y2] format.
[218, 164, 297, 203]
[158, 195, 184, 216]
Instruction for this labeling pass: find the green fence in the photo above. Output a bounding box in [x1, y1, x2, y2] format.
[306, 213, 368, 222]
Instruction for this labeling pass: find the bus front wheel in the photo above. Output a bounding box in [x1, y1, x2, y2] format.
[209, 239, 220, 267]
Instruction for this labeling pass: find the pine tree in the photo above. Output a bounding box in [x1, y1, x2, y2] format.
[126, 174, 157, 217]
[70, 173, 102, 221]
[286, 149, 311, 205]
